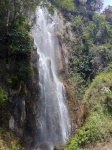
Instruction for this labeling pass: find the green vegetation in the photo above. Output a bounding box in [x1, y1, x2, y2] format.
[0, 128, 24, 150]
[48, 0, 75, 11]
[0, 0, 34, 89]
[0, 0, 41, 149]
[66, 72, 112, 150]
[68, 12, 112, 81]
[0, 87, 8, 104]
[58, 0, 112, 101]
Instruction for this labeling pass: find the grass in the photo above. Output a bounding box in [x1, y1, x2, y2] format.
[0, 128, 24, 150]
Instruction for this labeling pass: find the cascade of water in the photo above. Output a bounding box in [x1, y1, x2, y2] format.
[32, 6, 71, 149]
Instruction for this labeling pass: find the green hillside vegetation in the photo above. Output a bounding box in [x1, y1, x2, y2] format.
[48, 0, 75, 11]
[0, 128, 24, 150]
[66, 72, 112, 149]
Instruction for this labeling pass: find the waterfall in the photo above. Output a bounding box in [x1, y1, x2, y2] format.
[32, 6, 71, 149]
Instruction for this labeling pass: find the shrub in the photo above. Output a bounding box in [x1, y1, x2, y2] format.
[0, 87, 7, 104]
[66, 72, 112, 150]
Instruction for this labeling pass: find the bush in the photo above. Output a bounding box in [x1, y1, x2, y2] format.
[49, 0, 75, 11]
[0, 129, 24, 150]
[0, 87, 7, 104]
[68, 72, 86, 101]
[66, 72, 112, 150]
[84, 72, 112, 108]
[66, 107, 112, 150]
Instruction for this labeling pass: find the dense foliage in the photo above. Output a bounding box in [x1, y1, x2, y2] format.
[0, 0, 35, 88]
[58, 0, 112, 101]
[66, 72, 112, 150]
[48, 0, 75, 11]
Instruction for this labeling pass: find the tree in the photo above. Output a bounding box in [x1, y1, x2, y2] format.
[49, 0, 75, 11]
[103, 5, 112, 25]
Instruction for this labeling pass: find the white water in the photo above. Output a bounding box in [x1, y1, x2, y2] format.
[32, 7, 70, 149]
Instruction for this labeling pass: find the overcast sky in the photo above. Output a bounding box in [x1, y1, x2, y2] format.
[103, 0, 112, 9]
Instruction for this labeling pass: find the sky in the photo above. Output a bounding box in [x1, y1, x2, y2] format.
[103, 0, 112, 9]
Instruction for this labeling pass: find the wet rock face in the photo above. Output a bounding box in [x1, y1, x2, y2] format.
[9, 83, 26, 137]
[23, 47, 40, 149]
[56, 21, 75, 78]
[36, 141, 51, 150]
[8, 46, 40, 148]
